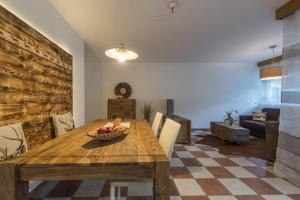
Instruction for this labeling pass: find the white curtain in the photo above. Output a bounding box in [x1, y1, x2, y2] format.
[275, 9, 300, 186]
[260, 80, 281, 107]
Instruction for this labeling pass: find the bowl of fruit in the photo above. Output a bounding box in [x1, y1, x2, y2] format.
[87, 119, 128, 141]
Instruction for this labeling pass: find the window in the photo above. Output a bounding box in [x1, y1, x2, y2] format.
[260, 80, 281, 107]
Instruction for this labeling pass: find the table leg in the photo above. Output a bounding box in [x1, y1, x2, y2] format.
[153, 158, 170, 200]
[0, 164, 29, 200]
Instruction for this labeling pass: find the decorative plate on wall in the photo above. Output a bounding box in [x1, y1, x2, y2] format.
[115, 82, 132, 99]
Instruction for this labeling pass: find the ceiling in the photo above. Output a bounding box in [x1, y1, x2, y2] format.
[50, 0, 288, 63]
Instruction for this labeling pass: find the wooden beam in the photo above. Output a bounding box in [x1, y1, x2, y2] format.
[276, 0, 300, 20]
[257, 56, 283, 67]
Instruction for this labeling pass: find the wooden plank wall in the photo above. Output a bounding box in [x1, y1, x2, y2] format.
[0, 5, 72, 149]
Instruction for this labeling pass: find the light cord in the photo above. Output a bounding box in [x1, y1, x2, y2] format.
[128, 0, 172, 22]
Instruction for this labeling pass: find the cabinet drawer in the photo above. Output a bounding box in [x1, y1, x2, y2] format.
[110, 105, 133, 110]
[108, 99, 136, 119]
[108, 100, 135, 106]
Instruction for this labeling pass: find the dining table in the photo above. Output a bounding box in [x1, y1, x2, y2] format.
[0, 119, 170, 200]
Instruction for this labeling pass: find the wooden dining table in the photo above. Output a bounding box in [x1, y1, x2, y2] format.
[0, 120, 170, 200]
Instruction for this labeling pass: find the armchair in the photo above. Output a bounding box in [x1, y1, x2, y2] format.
[239, 108, 280, 162]
[265, 121, 280, 162]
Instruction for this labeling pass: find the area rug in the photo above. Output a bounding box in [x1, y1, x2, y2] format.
[193, 133, 268, 161]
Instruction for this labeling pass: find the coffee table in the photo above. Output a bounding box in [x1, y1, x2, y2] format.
[210, 122, 250, 143]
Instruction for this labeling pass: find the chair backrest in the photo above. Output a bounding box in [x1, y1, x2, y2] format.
[158, 118, 181, 159]
[52, 112, 75, 137]
[152, 112, 163, 137]
[0, 122, 28, 162]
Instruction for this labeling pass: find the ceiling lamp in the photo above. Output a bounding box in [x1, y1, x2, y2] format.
[260, 45, 282, 80]
[105, 0, 178, 62]
[105, 0, 138, 62]
[105, 43, 138, 62]
[260, 66, 282, 80]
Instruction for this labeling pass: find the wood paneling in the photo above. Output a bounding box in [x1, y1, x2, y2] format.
[0, 5, 72, 149]
[276, 0, 300, 20]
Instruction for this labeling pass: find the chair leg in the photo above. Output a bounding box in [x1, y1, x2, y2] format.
[117, 186, 121, 200]
[110, 185, 115, 200]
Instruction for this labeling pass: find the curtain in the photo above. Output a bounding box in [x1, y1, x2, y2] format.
[274, 9, 300, 186]
[259, 80, 281, 108]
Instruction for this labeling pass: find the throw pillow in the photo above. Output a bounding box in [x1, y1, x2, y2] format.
[252, 112, 267, 122]
[52, 112, 75, 137]
[0, 123, 27, 162]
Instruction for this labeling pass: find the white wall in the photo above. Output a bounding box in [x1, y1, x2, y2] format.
[0, 0, 85, 126]
[85, 45, 103, 122]
[85, 61, 261, 128]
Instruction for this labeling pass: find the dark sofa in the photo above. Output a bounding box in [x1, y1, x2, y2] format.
[239, 108, 280, 161]
[239, 108, 280, 139]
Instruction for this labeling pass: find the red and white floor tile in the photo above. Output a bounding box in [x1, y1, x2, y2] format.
[29, 143, 300, 200]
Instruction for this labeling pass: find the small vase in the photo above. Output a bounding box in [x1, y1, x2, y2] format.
[224, 119, 233, 126]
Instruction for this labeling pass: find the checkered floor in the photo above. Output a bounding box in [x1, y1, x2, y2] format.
[29, 143, 300, 200]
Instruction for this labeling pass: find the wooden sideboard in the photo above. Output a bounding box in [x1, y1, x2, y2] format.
[164, 114, 191, 144]
[108, 99, 136, 119]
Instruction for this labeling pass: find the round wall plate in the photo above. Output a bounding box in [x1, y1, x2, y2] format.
[115, 82, 132, 99]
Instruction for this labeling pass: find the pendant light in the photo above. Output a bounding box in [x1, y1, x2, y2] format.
[105, 0, 138, 62]
[260, 46, 282, 80]
[105, 43, 138, 62]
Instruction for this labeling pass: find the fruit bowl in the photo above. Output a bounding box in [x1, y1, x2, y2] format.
[87, 125, 128, 141]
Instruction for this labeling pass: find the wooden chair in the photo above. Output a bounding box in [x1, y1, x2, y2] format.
[52, 112, 75, 137]
[110, 118, 181, 200]
[0, 123, 39, 191]
[151, 112, 163, 137]
[0, 123, 28, 162]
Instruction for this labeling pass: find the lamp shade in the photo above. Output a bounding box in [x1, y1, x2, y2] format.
[105, 43, 138, 62]
[260, 66, 282, 80]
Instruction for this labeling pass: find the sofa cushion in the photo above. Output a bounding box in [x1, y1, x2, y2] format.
[240, 120, 265, 132]
[252, 112, 267, 122]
